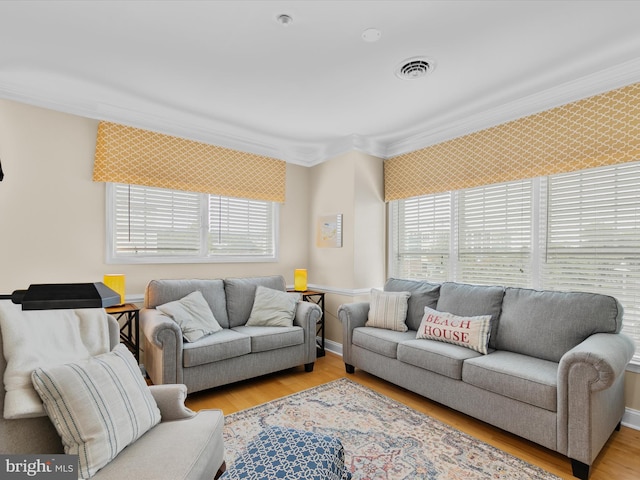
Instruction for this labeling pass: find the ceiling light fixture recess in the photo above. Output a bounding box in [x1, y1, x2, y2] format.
[276, 14, 293, 26]
[395, 56, 434, 80]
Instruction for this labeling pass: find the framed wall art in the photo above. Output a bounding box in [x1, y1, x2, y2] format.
[316, 214, 342, 248]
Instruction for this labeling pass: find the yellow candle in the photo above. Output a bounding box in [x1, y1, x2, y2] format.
[294, 269, 307, 292]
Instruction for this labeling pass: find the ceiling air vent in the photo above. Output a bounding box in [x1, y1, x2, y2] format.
[395, 57, 434, 80]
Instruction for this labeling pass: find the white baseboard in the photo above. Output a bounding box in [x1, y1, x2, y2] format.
[622, 407, 640, 431]
[323, 338, 343, 357]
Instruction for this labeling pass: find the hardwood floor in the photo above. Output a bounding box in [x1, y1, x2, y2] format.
[184, 352, 640, 480]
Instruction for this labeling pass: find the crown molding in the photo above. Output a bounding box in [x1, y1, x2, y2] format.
[2, 56, 639, 166]
[384, 57, 640, 158]
[0, 80, 318, 165]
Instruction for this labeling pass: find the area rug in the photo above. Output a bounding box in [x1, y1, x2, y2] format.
[222, 378, 561, 480]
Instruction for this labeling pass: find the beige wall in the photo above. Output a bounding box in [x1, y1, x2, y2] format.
[1, 98, 638, 413]
[308, 151, 385, 344]
[625, 371, 640, 412]
[0, 99, 310, 296]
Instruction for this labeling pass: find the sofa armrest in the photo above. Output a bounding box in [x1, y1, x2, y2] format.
[148, 384, 195, 421]
[559, 333, 634, 392]
[140, 308, 184, 386]
[557, 332, 635, 464]
[337, 302, 370, 366]
[294, 301, 322, 364]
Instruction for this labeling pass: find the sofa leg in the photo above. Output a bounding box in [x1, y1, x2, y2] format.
[214, 461, 227, 479]
[304, 362, 314, 372]
[615, 421, 622, 431]
[571, 459, 590, 480]
[345, 364, 355, 374]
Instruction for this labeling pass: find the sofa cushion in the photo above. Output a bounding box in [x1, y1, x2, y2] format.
[352, 327, 416, 358]
[495, 287, 624, 362]
[92, 409, 225, 480]
[225, 276, 287, 328]
[416, 306, 492, 354]
[246, 286, 301, 327]
[398, 339, 483, 380]
[462, 351, 558, 411]
[31, 344, 161, 479]
[436, 282, 505, 349]
[384, 278, 440, 331]
[233, 325, 304, 353]
[145, 279, 230, 328]
[365, 289, 411, 332]
[182, 329, 251, 367]
[156, 291, 222, 342]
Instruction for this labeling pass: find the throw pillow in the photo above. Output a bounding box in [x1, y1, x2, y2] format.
[365, 289, 411, 332]
[31, 344, 161, 479]
[416, 306, 492, 354]
[156, 290, 222, 342]
[246, 285, 301, 327]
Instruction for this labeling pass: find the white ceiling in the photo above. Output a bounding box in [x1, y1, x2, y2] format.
[1, 1, 640, 166]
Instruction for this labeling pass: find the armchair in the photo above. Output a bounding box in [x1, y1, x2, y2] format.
[0, 308, 225, 479]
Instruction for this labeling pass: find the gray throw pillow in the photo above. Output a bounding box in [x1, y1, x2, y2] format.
[157, 290, 222, 342]
[246, 286, 301, 327]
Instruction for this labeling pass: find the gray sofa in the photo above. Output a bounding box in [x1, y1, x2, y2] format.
[0, 312, 225, 480]
[338, 278, 635, 480]
[140, 275, 321, 393]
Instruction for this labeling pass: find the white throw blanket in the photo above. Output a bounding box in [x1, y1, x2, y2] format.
[0, 301, 110, 419]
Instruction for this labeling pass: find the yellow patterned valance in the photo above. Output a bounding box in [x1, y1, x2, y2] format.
[385, 82, 640, 201]
[93, 122, 286, 202]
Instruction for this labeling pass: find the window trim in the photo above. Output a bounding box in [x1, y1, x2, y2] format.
[105, 183, 279, 264]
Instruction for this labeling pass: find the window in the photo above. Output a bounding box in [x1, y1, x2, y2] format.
[543, 164, 640, 359]
[389, 161, 640, 364]
[458, 181, 532, 287]
[389, 192, 451, 282]
[107, 183, 278, 263]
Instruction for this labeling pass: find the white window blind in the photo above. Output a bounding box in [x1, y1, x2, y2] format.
[458, 181, 532, 287]
[107, 183, 277, 263]
[389, 192, 451, 282]
[112, 184, 201, 256]
[208, 196, 275, 257]
[543, 164, 640, 361]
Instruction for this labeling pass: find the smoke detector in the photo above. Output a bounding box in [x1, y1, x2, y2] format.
[395, 57, 434, 80]
[362, 28, 381, 42]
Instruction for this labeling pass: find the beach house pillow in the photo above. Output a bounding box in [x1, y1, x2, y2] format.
[157, 290, 222, 342]
[416, 306, 492, 354]
[246, 285, 301, 327]
[365, 289, 411, 332]
[31, 344, 161, 479]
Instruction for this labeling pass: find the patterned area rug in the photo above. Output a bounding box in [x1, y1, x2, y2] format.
[222, 378, 561, 480]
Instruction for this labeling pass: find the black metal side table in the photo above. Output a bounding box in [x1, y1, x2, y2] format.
[289, 289, 326, 357]
[106, 303, 140, 362]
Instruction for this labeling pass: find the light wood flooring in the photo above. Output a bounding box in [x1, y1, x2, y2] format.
[184, 352, 640, 480]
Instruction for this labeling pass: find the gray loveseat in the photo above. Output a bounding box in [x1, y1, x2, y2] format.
[140, 275, 320, 394]
[338, 278, 635, 480]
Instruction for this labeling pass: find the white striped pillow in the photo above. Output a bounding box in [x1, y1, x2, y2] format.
[365, 289, 411, 332]
[31, 344, 161, 479]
